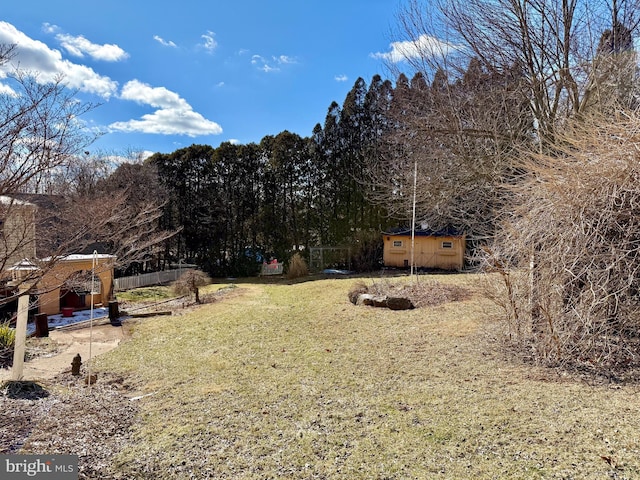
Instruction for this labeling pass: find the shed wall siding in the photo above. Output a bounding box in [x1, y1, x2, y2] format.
[383, 235, 465, 271]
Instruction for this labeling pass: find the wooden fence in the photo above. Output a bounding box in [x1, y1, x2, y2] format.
[114, 269, 192, 291]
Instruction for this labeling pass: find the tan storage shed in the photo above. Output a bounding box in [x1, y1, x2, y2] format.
[383, 229, 465, 271]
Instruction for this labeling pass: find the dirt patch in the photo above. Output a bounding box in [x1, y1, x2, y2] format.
[0, 322, 128, 383]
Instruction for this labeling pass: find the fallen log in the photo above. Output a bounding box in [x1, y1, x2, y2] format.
[129, 311, 173, 318]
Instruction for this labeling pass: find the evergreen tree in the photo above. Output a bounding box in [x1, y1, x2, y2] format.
[151, 144, 218, 267]
[260, 131, 310, 261]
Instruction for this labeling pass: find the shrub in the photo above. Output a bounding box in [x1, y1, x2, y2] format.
[172, 270, 211, 304]
[287, 253, 309, 280]
[483, 113, 640, 376]
[0, 322, 15, 348]
[0, 322, 15, 368]
[350, 231, 383, 272]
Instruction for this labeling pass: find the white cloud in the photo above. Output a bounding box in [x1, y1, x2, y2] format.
[199, 30, 217, 53]
[55, 32, 129, 61]
[277, 55, 296, 64]
[251, 54, 296, 73]
[251, 54, 277, 72]
[154, 35, 177, 48]
[110, 80, 222, 136]
[42, 23, 58, 34]
[370, 34, 461, 63]
[0, 21, 221, 140]
[0, 21, 118, 98]
[119, 80, 187, 109]
[228, 138, 240, 145]
[335, 74, 348, 82]
[0, 83, 17, 96]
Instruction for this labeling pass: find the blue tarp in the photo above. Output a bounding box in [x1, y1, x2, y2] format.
[322, 269, 354, 275]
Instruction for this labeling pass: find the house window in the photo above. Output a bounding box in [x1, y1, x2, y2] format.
[393, 240, 403, 247]
[441, 241, 453, 249]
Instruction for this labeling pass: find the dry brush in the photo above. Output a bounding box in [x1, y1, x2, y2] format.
[484, 113, 640, 377]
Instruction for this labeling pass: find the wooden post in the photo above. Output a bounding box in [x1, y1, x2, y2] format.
[34, 313, 49, 337]
[11, 290, 30, 380]
[108, 300, 121, 326]
[410, 159, 417, 283]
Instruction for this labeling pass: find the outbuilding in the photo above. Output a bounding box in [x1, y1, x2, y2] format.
[37, 254, 116, 316]
[382, 228, 465, 271]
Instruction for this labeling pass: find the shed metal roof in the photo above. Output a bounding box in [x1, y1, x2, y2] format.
[383, 227, 464, 237]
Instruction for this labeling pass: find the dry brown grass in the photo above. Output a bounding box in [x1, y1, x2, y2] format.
[10, 274, 640, 479]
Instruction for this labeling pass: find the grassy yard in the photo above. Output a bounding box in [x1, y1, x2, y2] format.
[96, 274, 640, 479]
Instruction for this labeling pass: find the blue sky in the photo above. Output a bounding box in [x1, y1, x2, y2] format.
[0, 1, 416, 157]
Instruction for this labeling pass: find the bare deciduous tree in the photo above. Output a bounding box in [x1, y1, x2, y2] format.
[483, 111, 640, 377]
[392, 0, 640, 144]
[363, 0, 640, 249]
[0, 74, 98, 197]
[0, 45, 175, 310]
[372, 2, 640, 376]
[362, 62, 529, 243]
[172, 269, 211, 304]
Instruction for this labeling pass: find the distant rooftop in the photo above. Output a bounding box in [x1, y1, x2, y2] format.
[41, 254, 117, 262]
[0, 195, 35, 206]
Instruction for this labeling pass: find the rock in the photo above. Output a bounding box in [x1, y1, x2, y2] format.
[372, 297, 389, 308]
[386, 297, 414, 310]
[356, 294, 414, 310]
[358, 294, 388, 308]
[356, 294, 376, 306]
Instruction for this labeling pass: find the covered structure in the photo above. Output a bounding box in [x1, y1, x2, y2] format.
[5, 254, 116, 317]
[0, 194, 117, 317]
[37, 254, 116, 316]
[382, 228, 465, 271]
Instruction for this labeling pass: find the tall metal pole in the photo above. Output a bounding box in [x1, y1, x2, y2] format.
[88, 250, 97, 390]
[410, 159, 418, 282]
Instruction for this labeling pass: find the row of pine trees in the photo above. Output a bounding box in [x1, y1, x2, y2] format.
[146, 75, 402, 276]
